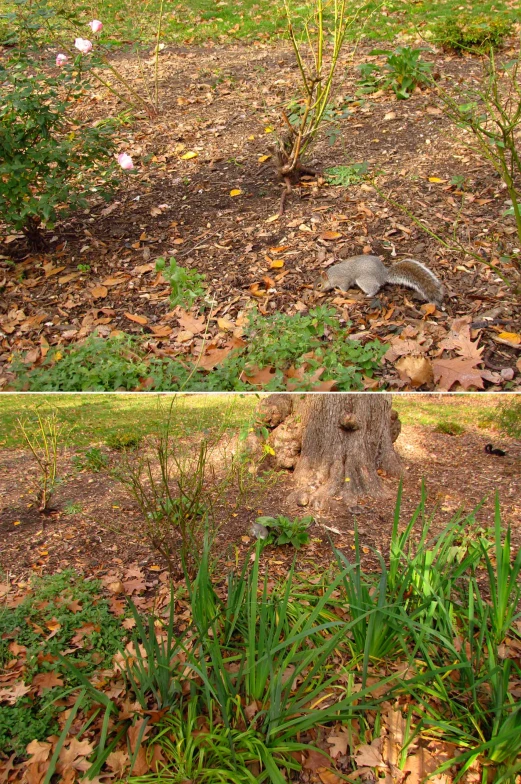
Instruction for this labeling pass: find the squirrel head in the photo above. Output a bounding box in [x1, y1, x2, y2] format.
[315, 270, 332, 292]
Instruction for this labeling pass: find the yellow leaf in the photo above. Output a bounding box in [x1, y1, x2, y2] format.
[13, 520, 21, 526]
[181, 151, 198, 160]
[428, 177, 444, 183]
[258, 154, 271, 162]
[149, 565, 161, 571]
[54, 351, 63, 361]
[265, 214, 279, 223]
[264, 126, 274, 133]
[217, 317, 235, 331]
[270, 259, 284, 269]
[497, 331, 520, 344]
[230, 189, 242, 197]
[248, 135, 255, 141]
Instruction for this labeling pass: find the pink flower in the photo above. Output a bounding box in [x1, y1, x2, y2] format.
[89, 19, 103, 33]
[56, 54, 68, 66]
[74, 38, 93, 54]
[117, 153, 134, 170]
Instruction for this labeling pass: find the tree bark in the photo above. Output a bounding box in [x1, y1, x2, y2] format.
[255, 394, 402, 511]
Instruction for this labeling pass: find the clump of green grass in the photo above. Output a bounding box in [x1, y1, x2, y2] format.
[435, 420, 465, 435]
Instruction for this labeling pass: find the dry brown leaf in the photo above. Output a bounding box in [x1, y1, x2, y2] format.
[432, 357, 485, 391]
[241, 365, 278, 386]
[177, 310, 206, 334]
[26, 740, 52, 764]
[44, 265, 66, 278]
[327, 727, 350, 758]
[320, 231, 343, 240]
[90, 286, 108, 300]
[395, 355, 433, 387]
[124, 312, 148, 326]
[403, 747, 450, 784]
[303, 749, 331, 771]
[150, 325, 172, 337]
[318, 768, 344, 784]
[196, 345, 235, 371]
[102, 275, 131, 287]
[354, 737, 385, 768]
[105, 749, 129, 775]
[217, 317, 235, 331]
[0, 682, 31, 704]
[32, 671, 64, 694]
[58, 272, 82, 284]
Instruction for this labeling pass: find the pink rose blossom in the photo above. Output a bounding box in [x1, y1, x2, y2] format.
[89, 20, 103, 33]
[117, 153, 134, 170]
[56, 54, 68, 66]
[74, 38, 93, 54]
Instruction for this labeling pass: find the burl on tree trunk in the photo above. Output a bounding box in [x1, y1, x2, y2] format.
[253, 394, 402, 511]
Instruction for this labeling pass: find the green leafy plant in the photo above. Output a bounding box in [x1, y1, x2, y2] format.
[435, 420, 465, 435]
[432, 13, 512, 53]
[255, 514, 313, 549]
[0, 65, 119, 250]
[325, 161, 369, 186]
[357, 47, 433, 99]
[73, 446, 109, 472]
[155, 256, 207, 309]
[16, 410, 63, 514]
[11, 306, 388, 391]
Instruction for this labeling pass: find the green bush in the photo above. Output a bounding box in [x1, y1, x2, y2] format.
[432, 14, 512, 53]
[0, 63, 119, 250]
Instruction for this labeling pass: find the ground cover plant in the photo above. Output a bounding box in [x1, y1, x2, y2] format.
[1, 0, 521, 391]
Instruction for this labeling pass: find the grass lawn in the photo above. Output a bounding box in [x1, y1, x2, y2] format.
[0, 393, 258, 448]
[1, 0, 519, 46]
[0, 393, 506, 449]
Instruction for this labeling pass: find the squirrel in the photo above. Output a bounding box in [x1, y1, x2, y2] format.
[315, 254, 444, 307]
[484, 443, 506, 457]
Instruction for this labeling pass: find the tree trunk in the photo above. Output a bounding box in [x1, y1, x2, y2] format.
[256, 394, 402, 511]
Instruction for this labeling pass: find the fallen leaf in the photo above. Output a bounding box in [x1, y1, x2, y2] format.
[303, 749, 331, 771]
[90, 286, 108, 300]
[269, 259, 284, 269]
[318, 769, 345, 784]
[32, 671, 64, 693]
[241, 365, 277, 386]
[230, 189, 242, 197]
[26, 740, 52, 764]
[124, 313, 148, 326]
[327, 727, 350, 758]
[320, 231, 342, 240]
[180, 151, 198, 160]
[395, 356, 433, 387]
[432, 357, 485, 391]
[177, 310, 206, 334]
[428, 177, 445, 183]
[354, 738, 384, 768]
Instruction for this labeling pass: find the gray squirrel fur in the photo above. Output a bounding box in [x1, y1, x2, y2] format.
[315, 255, 444, 307]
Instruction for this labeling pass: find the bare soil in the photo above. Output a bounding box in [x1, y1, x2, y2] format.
[0, 39, 520, 390]
[1, 419, 520, 583]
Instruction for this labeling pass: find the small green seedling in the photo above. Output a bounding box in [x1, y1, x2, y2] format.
[156, 256, 206, 309]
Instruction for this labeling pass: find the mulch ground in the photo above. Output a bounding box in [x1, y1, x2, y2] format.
[1, 37, 520, 390]
[1, 419, 520, 584]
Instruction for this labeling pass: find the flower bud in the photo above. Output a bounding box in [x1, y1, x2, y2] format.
[74, 38, 93, 54]
[89, 20, 103, 33]
[56, 54, 68, 66]
[117, 153, 134, 170]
